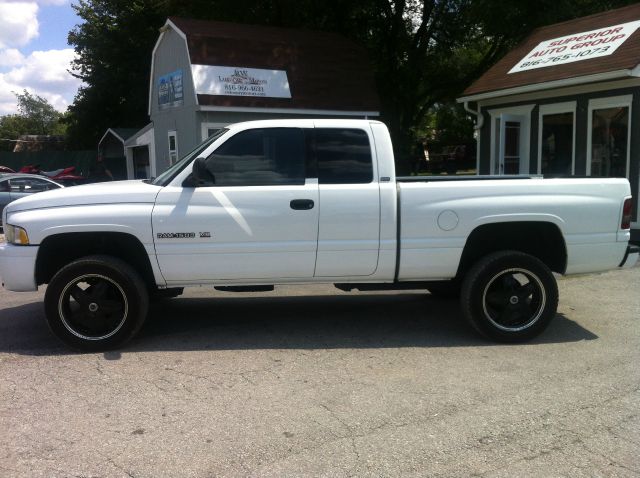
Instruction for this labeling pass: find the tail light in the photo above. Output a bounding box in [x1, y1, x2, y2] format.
[621, 198, 632, 230]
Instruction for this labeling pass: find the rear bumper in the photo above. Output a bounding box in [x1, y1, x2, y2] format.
[0, 243, 39, 291]
[619, 244, 639, 269]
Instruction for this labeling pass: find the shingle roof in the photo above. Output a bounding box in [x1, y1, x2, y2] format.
[167, 17, 380, 113]
[461, 4, 640, 100]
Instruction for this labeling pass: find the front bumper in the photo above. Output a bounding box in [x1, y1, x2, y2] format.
[619, 244, 639, 269]
[0, 243, 39, 291]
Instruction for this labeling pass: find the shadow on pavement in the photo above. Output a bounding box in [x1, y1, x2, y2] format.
[0, 292, 598, 356]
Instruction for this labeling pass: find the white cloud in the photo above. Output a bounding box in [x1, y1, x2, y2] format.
[0, 48, 25, 67]
[0, 48, 81, 114]
[0, 2, 39, 49]
[1, 0, 67, 5]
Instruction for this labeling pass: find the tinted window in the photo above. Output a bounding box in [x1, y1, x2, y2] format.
[316, 129, 373, 184]
[9, 177, 59, 192]
[206, 128, 305, 186]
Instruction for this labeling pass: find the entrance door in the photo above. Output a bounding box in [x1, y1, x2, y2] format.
[498, 114, 524, 175]
[132, 146, 150, 179]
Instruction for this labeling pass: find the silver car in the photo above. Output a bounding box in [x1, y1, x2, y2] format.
[0, 174, 63, 228]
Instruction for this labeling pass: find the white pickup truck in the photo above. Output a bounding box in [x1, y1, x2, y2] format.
[0, 119, 637, 350]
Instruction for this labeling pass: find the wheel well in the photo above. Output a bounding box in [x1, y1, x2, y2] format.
[457, 222, 567, 277]
[36, 232, 157, 288]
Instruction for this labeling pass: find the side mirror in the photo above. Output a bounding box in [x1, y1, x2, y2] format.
[183, 157, 215, 187]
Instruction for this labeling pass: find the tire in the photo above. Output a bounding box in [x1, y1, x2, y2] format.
[44, 255, 149, 351]
[460, 251, 558, 342]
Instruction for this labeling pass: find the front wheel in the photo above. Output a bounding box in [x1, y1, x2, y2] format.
[460, 251, 558, 342]
[44, 255, 149, 351]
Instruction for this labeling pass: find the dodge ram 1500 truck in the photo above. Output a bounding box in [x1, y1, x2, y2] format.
[0, 119, 637, 350]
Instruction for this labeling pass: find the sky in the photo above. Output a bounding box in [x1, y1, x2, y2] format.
[0, 0, 82, 115]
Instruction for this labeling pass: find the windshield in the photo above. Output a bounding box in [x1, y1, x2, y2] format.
[152, 128, 229, 186]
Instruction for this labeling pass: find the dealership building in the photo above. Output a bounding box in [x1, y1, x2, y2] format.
[113, 17, 379, 180]
[458, 4, 640, 240]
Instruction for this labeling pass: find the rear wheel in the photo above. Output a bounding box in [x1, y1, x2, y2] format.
[460, 251, 558, 342]
[44, 255, 148, 351]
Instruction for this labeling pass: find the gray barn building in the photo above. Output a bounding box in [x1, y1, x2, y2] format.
[458, 4, 640, 240]
[123, 17, 380, 179]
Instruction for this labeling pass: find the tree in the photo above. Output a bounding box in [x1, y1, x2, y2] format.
[16, 90, 66, 136]
[66, 0, 167, 149]
[0, 91, 66, 151]
[66, 0, 638, 165]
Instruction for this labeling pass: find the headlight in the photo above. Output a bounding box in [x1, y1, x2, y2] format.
[4, 224, 30, 245]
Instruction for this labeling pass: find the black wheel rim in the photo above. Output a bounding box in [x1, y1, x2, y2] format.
[58, 274, 129, 340]
[481, 268, 546, 332]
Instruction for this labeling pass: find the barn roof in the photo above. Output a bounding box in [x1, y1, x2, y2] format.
[163, 17, 380, 113]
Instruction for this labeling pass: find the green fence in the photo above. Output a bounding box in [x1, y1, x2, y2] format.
[0, 151, 128, 180]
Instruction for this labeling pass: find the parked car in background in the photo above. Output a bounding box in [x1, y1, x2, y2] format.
[0, 174, 63, 228]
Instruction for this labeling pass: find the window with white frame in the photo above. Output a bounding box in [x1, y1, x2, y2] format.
[201, 123, 227, 141]
[538, 102, 576, 177]
[168, 131, 178, 165]
[587, 95, 631, 178]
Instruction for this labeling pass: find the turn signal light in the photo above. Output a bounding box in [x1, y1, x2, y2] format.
[4, 224, 30, 245]
[621, 198, 632, 230]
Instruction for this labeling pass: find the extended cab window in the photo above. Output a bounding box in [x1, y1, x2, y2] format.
[316, 128, 373, 184]
[205, 128, 305, 186]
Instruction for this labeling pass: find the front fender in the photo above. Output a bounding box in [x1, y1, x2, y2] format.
[5, 204, 155, 246]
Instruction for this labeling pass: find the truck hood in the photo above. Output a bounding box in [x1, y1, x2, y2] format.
[6, 180, 163, 213]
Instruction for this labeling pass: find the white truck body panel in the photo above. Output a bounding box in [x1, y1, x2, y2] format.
[152, 182, 320, 281]
[397, 178, 630, 279]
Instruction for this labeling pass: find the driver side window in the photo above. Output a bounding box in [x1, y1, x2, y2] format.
[204, 128, 305, 186]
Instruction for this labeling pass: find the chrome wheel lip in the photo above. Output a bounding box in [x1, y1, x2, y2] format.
[481, 267, 546, 332]
[58, 273, 129, 341]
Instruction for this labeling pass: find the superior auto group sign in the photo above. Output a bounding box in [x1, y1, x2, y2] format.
[509, 20, 640, 74]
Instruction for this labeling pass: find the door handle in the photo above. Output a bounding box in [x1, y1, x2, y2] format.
[290, 199, 314, 210]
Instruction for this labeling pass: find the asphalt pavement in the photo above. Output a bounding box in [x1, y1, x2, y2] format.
[1, 263, 639, 477]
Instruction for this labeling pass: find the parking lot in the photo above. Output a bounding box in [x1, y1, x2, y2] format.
[1, 263, 639, 477]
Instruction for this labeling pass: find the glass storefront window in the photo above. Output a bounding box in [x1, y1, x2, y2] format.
[541, 112, 573, 176]
[590, 106, 629, 178]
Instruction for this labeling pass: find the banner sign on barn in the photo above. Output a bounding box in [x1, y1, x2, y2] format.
[191, 65, 292, 98]
[158, 70, 184, 108]
[509, 20, 640, 74]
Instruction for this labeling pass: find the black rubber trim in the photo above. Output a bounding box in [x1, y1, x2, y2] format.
[396, 175, 540, 183]
[619, 244, 639, 267]
[394, 183, 402, 282]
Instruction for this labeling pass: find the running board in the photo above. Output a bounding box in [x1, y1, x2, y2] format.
[214, 285, 275, 292]
[334, 282, 432, 292]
